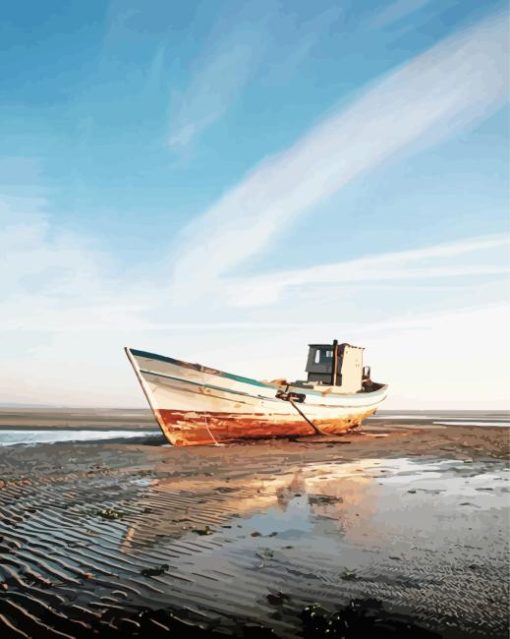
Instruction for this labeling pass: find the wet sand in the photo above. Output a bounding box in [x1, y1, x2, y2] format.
[0, 408, 154, 430]
[0, 421, 508, 638]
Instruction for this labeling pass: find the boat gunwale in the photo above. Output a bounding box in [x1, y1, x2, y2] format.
[141, 368, 387, 412]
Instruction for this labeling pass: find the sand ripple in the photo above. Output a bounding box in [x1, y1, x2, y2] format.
[0, 427, 508, 638]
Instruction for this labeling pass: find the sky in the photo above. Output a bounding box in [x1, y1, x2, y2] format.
[0, 0, 509, 409]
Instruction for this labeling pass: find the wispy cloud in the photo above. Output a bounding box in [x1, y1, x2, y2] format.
[371, 0, 432, 30]
[0, 198, 168, 405]
[1, 201, 508, 407]
[170, 10, 508, 302]
[167, 26, 260, 149]
[0, 198, 157, 333]
[167, 5, 343, 150]
[223, 235, 510, 305]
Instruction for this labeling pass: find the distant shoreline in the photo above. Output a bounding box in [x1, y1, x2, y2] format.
[0, 407, 155, 430]
[0, 406, 507, 414]
[0, 407, 507, 431]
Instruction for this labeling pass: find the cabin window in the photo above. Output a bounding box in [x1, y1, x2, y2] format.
[326, 350, 333, 358]
[314, 350, 320, 364]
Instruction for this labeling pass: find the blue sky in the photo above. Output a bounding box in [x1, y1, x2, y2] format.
[0, 0, 508, 408]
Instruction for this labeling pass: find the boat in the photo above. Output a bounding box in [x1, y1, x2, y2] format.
[125, 341, 387, 446]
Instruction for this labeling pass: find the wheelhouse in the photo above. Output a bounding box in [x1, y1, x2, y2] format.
[306, 341, 368, 393]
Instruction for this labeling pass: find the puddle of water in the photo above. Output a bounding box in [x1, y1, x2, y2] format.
[131, 477, 154, 487]
[0, 429, 161, 446]
[206, 457, 509, 557]
[124, 457, 509, 556]
[433, 420, 510, 427]
[114, 455, 509, 637]
[235, 495, 314, 538]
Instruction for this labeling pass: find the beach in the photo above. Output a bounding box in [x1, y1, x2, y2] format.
[0, 411, 508, 638]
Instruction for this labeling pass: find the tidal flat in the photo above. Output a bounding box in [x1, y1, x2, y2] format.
[0, 411, 508, 638]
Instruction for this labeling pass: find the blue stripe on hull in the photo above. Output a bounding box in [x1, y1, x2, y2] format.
[130, 348, 272, 389]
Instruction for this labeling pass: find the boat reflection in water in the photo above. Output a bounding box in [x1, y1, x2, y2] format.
[119, 459, 382, 555]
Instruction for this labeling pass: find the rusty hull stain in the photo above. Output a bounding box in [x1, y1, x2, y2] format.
[156, 409, 376, 446]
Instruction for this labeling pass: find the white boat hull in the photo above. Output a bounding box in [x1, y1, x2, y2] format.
[126, 348, 388, 446]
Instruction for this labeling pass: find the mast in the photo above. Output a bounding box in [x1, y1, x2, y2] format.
[331, 339, 338, 385]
